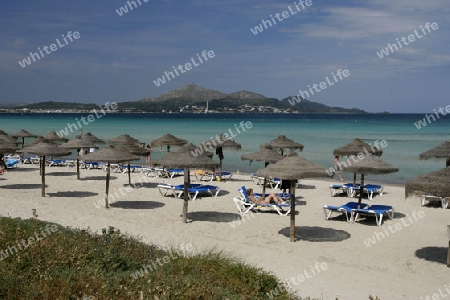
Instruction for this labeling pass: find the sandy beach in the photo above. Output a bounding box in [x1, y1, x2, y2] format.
[0, 163, 449, 299]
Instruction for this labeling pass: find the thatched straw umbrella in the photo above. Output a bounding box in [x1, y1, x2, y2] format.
[61, 135, 101, 180]
[150, 134, 187, 152]
[81, 145, 139, 208]
[0, 140, 19, 153]
[26, 139, 72, 197]
[333, 137, 384, 187]
[0, 130, 9, 136]
[419, 141, 450, 167]
[115, 143, 150, 185]
[106, 134, 142, 184]
[405, 167, 450, 199]
[0, 134, 20, 146]
[181, 143, 214, 158]
[11, 129, 38, 149]
[241, 145, 284, 197]
[43, 131, 69, 143]
[256, 155, 330, 242]
[107, 134, 140, 145]
[333, 138, 383, 157]
[83, 132, 105, 145]
[262, 135, 304, 156]
[153, 143, 220, 223]
[202, 134, 241, 180]
[342, 155, 399, 208]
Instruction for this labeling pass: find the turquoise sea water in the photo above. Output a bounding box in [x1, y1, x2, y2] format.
[1, 113, 449, 184]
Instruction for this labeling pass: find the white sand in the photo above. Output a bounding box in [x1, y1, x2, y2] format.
[1, 164, 449, 299]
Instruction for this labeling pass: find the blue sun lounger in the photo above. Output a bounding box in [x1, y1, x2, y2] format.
[5, 159, 20, 168]
[349, 184, 384, 200]
[157, 183, 201, 198]
[173, 184, 220, 201]
[238, 186, 290, 201]
[351, 204, 394, 226]
[323, 201, 368, 222]
[362, 184, 383, 200]
[329, 183, 361, 197]
[234, 186, 292, 216]
[121, 165, 143, 173]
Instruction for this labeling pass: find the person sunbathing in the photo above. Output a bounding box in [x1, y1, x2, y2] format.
[247, 188, 284, 205]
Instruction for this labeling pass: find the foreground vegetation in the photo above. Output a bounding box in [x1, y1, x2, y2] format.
[0, 217, 301, 299]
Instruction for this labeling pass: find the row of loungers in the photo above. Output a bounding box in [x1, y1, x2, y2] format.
[231, 185, 395, 225]
[329, 183, 384, 200]
[323, 201, 394, 226]
[194, 170, 233, 182]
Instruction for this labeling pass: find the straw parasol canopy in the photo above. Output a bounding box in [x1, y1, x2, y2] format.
[153, 143, 220, 223]
[333, 137, 384, 186]
[150, 134, 187, 152]
[0, 130, 9, 136]
[256, 155, 330, 242]
[26, 139, 72, 197]
[202, 134, 241, 180]
[43, 131, 69, 143]
[83, 132, 105, 144]
[0, 139, 19, 153]
[11, 129, 38, 149]
[0, 134, 20, 146]
[333, 138, 383, 157]
[115, 143, 150, 156]
[106, 134, 142, 185]
[342, 155, 399, 207]
[202, 134, 242, 151]
[180, 143, 213, 158]
[262, 135, 304, 156]
[61, 135, 100, 180]
[82, 145, 140, 208]
[241, 145, 284, 164]
[405, 167, 450, 199]
[107, 134, 140, 145]
[419, 141, 450, 167]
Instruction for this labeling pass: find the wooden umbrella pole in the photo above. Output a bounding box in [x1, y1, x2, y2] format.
[219, 158, 223, 181]
[128, 162, 131, 185]
[290, 180, 296, 242]
[41, 155, 46, 197]
[262, 178, 267, 201]
[105, 162, 110, 208]
[357, 174, 365, 208]
[261, 161, 269, 200]
[446, 157, 450, 168]
[353, 173, 357, 187]
[76, 157, 80, 180]
[182, 169, 189, 223]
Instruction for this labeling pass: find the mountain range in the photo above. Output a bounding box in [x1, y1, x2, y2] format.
[9, 83, 366, 113]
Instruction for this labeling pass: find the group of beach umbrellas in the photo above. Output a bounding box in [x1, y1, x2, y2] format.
[0, 129, 399, 241]
[2, 127, 449, 243]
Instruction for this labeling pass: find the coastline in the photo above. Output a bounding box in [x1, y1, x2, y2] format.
[1, 112, 449, 184]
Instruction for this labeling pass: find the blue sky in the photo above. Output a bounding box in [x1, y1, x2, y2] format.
[1, 0, 449, 112]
